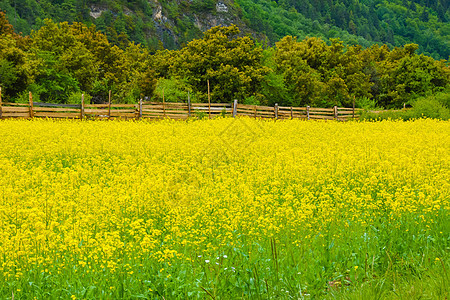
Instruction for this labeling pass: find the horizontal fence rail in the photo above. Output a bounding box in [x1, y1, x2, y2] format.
[0, 90, 363, 121]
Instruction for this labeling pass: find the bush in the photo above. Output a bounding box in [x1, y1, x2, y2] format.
[434, 89, 450, 108]
[409, 94, 450, 120]
[359, 91, 450, 121]
[356, 96, 378, 110]
[154, 77, 196, 103]
[67, 92, 92, 105]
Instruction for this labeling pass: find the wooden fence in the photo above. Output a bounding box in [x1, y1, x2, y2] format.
[0, 90, 361, 121]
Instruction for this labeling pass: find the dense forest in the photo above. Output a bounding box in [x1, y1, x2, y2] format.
[0, 0, 448, 59]
[1, 11, 448, 109]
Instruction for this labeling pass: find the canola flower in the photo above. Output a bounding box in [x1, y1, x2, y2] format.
[0, 118, 448, 298]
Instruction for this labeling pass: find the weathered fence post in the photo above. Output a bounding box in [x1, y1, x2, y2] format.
[307, 106, 310, 120]
[290, 107, 293, 119]
[254, 105, 257, 118]
[207, 79, 211, 119]
[334, 106, 338, 120]
[187, 91, 191, 117]
[29, 91, 34, 118]
[139, 98, 143, 120]
[0, 87, 3, 119]
[352, 96, 355, 118]
[162, 88, 166, 118]
[233, 99, 238, 118]
[108, 90, 111, 119]
[80, 94, 85, 119]
[274, 103, 279, 120]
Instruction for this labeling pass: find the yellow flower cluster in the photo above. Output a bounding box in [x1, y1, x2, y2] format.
[0, 118, 448, 282]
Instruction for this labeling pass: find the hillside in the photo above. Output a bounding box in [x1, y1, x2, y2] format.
[0, 0, 448, 58]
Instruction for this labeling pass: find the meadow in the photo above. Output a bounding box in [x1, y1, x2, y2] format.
[0, 118, 448, 299]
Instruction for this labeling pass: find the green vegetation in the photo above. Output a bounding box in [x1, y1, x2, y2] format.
[0, 11, 449, 109]
[237, 0, 450, 60]
[360, 89, 450, 120]
[1, 0, 449, 59]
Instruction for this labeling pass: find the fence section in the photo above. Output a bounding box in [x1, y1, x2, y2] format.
[0, 91, 362, 121]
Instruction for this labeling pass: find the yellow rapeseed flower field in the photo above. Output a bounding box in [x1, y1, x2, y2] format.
[0, 118, 448, 298]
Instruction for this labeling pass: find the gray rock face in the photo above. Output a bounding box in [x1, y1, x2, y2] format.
[216, 2, 229, 13]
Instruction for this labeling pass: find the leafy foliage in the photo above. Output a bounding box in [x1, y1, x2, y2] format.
[1, 0, 449, 59]
[0, 12, 448, 109]
[154, 25, 270, 103]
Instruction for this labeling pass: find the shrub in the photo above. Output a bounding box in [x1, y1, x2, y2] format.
[409, 93, 450, 120]
[360, 91, 450, 121]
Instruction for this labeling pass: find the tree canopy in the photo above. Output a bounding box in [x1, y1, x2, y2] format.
[0, 12, 449, 109]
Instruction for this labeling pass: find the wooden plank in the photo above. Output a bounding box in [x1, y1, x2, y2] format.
[236, 112, 255, 117]
[2, 107, 30, 113]
[236, 104, 257, 109]
[338, 107, 357, 111]
[109, 104, 137, 108]
[84, 109, 109, 114]
[33, 107, 80, 112]
[237, 110, 255, 115]
[193, 107, 230, 111]
[110, 111, 138, 115]
[1, 102, 29, 106]
[255, 105, 274, 111]
[192, 103, 232, 107]
[108, 109, 137, 113]
[277, 110, 292, 115]
[84, 104, 109, 108]
[339, 115, 359, 119]
[256, 111, 275, 116]
[34, 112, 80, 118]
[309, 111, 334, 115]
[309, 107, 334, 112]
[142, 105, 165, 109]
[142, 111, 165, 115]
[142, 109, 167, 114]
[164, 106, 189, 110]
[141, 101, 161, 105]
[236, 106, 254, 110]
[164, 111, 188, 115]
[165, 103, 188, 108]
[109, 113, 138, 118]
[309, 115, 336, 120]
[34, 102, 80, 108]
[278, 110, 291, 115]
[2, 112, 30, 117]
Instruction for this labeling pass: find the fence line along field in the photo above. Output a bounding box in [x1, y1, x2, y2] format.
[0, 118, 448, 299]
[0, 90, 361, 121]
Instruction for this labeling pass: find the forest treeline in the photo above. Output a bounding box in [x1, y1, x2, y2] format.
[0, 12, 449, 109]
[239, 0, 450, 60]
[0, 0, 449, 59]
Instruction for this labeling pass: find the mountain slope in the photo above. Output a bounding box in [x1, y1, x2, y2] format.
[0, 0, 449, 58]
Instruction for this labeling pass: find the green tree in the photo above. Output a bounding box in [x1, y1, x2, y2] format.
[160, 25, 270, 103]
